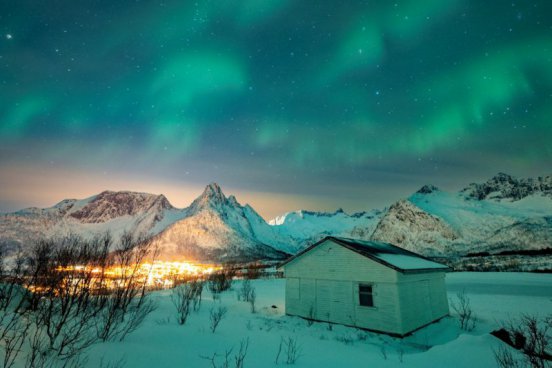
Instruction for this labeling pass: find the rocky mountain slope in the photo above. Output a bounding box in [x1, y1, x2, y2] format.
[266, 173, 552, 257]
[461, 173, 552, 201]
[0, 190, 184, 255]
[152, 183, 288, 262]
[408, 178, 552, 254]
[370, 200, 459, 255]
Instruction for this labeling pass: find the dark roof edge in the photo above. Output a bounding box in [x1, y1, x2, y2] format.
[279, 236, 450, 273]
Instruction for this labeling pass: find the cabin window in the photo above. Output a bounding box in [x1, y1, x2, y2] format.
[359, 284, 374, 307]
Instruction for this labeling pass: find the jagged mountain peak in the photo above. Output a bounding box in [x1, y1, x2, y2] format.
[204, 182, 224, 198]
[461, 173, 552, 201]
[416, 184, 440, 194]
[188, 183, 233, 214]
[493, 172, 514, 181]
[228, 194, 240, 207]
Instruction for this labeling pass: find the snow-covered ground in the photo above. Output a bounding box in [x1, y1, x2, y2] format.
[85, 273, 551, 367]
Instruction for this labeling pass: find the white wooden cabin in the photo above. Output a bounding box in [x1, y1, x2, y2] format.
[281, 236, 450, 337]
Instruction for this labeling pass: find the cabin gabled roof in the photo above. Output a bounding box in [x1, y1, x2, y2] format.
[280, 236, 450, 274]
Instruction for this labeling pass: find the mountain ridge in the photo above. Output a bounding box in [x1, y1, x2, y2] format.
[1, 173, 551, 264]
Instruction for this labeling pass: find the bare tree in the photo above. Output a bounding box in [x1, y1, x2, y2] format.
[234, 338, 249, 368]
[95, 232, 158, 342]
[171, 278, 204, 325]
[26, 235, 112, 360]
[0, 232, 157, 367]
[494, 314, 552, 368]
[209, 305, 228, 333]
[171, 284, 193, 325]
[306, 305, 315, 327]
[200, 338, 248, 368]
[494, 345, 524, 368]
[238, 280, 252, 302]
[275, 336, 302, 365]
[450, 290, 476, 331]
[249, 288, 256, 314]
[208, 269, 235, 295]
[190, 279, 204, 312]
[0, 249, 32, 368]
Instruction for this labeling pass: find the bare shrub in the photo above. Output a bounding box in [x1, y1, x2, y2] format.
[494, 345, 524, 368]
[450, 290, 476, 331]
[494, 314, 552, 368]
[209, 305, 228, 333]
[0, 251, 30, 368]
[190, 280, 204, 312]
[335, 334, 354, 345]
[234, 338, 249, 368]
[95, 232, 158, 342]
[171, 284, 193, 325]
[208, 269, 234, 295]
[380, 344, 387, 360]
[249, 288, 256, 314]
[28, 235, 113, 358]
[200, 338, 249, 368]
[238, 280, 252, 302]
[396, 344, 405, 363]
[275, 336, 301, 365]
[306, 305, 315, 327]
[0, 232, 157, 367]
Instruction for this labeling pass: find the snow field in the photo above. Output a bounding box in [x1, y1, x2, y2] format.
[85, 273, 552, 367]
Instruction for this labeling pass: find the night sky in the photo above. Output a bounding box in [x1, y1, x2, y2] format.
[1, 1, 551, 219]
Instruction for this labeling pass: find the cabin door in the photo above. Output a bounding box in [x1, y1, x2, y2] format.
[315, 280, 331, 321]
[315, 280, 354, 324]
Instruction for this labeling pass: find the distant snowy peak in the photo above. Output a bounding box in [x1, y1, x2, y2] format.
[268, 208, 367, 226]
[461, 173, 552, 201]
[69, 190, 173, 223]
[267, 207, 383, 253]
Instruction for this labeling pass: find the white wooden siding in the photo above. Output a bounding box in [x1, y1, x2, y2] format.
[283, 239, 449, 336]
[397, 272, 449, 334]
[284, 240, 397, 283]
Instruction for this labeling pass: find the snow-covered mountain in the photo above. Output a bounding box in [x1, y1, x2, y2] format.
[0, 190, 185, 255]
[152, 183, 289, 262]
[407, 177, 552, 254]
[269, 208, 382, 250]
[1, 173, 551, 264]
[0, 184, 288, 262]
[266, 173, 552, 257]
[370, 199, 459, 256]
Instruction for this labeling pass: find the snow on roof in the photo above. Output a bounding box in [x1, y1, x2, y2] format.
[281, 236, 449, 273]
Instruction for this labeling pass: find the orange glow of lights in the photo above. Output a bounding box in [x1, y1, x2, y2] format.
[54, 261, 220, 289]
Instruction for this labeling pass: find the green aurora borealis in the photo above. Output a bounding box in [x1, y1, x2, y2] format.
[1, 1, 551, 218]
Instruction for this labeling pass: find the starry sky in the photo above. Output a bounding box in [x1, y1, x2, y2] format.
[1, 1, 551, 219]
